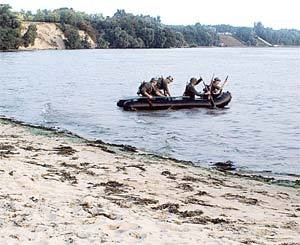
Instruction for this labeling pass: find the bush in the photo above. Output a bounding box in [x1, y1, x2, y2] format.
[62, 24, 84, 49]
[22, 24, 37, 47]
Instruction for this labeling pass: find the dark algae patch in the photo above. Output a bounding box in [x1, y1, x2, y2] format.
[152, 202, 224, 222]
[0, 143, 15, 151]
[152, 203, 203, 218]
[152, 203, 180, 214]
[0, 143, 18, 158]
[80, 202, 116, 220]
[125, 196, 158, 206]
[185, 216, 229, 225]
[213, 160, 236, 171]
[127, 164, 146, 171]
[53, 145, 77, 156]
[222, 193, 258, 205]
[231, 172, 300, 189]
[161, 170, 176, 180]
[99, 180, 128, 194]
[177, 183, 194, 191]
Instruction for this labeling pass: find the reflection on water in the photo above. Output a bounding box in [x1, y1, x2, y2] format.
[0, 48, 299, 175]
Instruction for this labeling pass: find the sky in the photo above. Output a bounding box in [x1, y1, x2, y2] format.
[2, 0, 300, 29]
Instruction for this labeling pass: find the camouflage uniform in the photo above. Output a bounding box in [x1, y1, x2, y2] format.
[183, 78, 202, 99]
[211, 77, 222, 95]
[156, 76, 173, 96]
[138, 81, 161, 97]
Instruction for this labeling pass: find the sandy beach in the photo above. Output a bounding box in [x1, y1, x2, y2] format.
[0, 117, 299, 244]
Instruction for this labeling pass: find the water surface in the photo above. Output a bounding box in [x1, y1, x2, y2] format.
[0, 48, 299, 174]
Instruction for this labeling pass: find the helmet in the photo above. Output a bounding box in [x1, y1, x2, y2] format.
[190, 77, 197, 84]
[150, 78, 157, 83]
[167, 76, 174, 81]
[214, 77, 221, 82]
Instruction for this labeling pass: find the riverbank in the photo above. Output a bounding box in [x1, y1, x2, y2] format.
[0, 117, 299, 244]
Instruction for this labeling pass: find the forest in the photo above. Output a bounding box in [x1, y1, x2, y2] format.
[1, 4, 300, 50]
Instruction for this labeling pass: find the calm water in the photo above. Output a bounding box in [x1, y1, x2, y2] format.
[0, 48, 299, 175]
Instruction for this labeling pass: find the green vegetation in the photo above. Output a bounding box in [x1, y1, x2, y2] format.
[22, 23, 37, 47]
[253, 22, 300, 46]
[60, 24, 90, 49]
[0, 4, 38, 50]
[0, 4, 22, 50]
[1, 4, 300, 51]
[171, 24, 219, 47]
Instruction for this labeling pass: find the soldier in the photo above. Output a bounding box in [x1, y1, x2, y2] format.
[156, 76, 174, 96]
[183, 77, 203, 99]
[202, 76, 225, 108]
[137, 78, 164, 99]
[202, 77, 223, 97]
[211, 77, 222, 95]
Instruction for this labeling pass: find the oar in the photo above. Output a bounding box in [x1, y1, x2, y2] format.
[210, 73, 215, 83]
[147, 97, 153, 107]
[201, 80, 209, 91]
[200, 77, 216, 108]
[221, 75, 229, 90]
[208, 74, 216, 108]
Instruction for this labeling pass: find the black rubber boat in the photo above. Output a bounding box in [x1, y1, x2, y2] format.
[117, 91, 232, 111]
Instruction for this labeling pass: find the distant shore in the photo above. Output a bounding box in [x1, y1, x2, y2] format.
[2, 5, 300, 52]
[0, 116, 299, 243]
[1, 46, 299, 54]
[1, 45, 299, 53]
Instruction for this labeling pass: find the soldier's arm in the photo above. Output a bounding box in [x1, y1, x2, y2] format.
[143, 91, 153, 99]
[165, 88, 171, 96]
[141, 87, 153, 99]
[165, 84, 171, 96]
[153, 85, 165, 97]
[155, 89, 165, 97]
[163, 80, 171, 96]
[215, 84, 222, 90]
[212, 84, 222, 95]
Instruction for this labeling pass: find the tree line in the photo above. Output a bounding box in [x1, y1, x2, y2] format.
[1, 4, 300, 51]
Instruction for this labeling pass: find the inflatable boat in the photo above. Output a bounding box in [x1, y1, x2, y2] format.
[117, 92, 232, 111]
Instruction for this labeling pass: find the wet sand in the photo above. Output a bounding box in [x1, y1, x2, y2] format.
[0, 117, 299, 244]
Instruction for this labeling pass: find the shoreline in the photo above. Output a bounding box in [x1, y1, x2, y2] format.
[1, 46, 300, 53]
[1, 115, 299, 183]
[0, 116, 299, 243]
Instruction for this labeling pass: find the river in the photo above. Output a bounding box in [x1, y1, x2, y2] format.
[0, 48, 299, 175]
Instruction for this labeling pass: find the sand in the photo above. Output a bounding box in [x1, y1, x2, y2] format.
[0, 117, 299, 244]
[19, 22, 96, 51]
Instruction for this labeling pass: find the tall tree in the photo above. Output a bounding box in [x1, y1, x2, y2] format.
[0, 4, 22, 50]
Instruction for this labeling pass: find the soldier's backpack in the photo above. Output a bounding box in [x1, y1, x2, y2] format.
[137, 81, 146, 95]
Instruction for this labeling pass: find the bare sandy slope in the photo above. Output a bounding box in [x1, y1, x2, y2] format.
[219, 34, 246, 47]
[0, 118, 299, 244]
[19, 22, 66, 50]
[19, 22, 96, 51]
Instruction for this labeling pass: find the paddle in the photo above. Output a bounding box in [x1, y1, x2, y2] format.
[199, 76, 215, 108]
[221, 75, 229, 90]
[201, 80, 209, 93]
[147, 96, 153, 107]
[208, 74, 216, 108]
